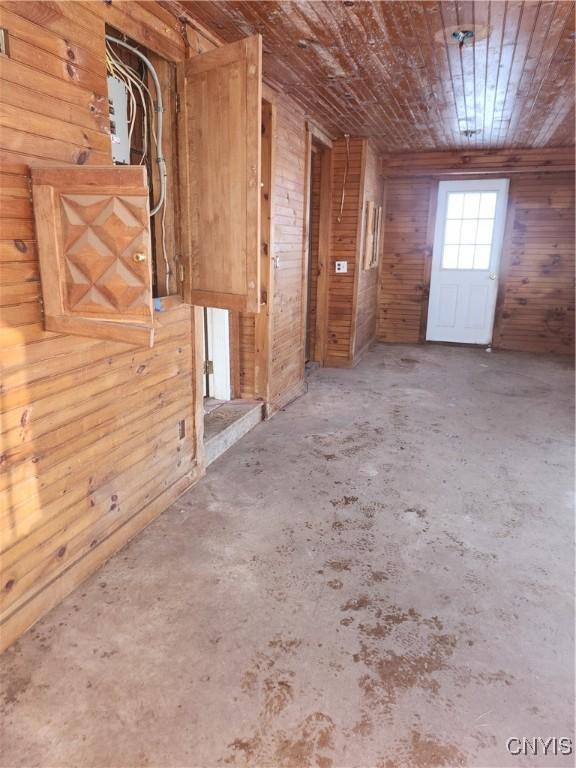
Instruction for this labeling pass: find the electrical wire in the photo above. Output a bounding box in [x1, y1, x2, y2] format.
[337, 134, 350, 223]
[106, 45, 147, 163]
[105, 36, 170, 295]
[106, 35, 166, 216]
[106, 48, 138, 151]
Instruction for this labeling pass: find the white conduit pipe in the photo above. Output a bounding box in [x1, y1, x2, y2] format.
[105, 34, 166, 216]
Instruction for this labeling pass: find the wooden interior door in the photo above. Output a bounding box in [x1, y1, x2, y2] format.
[178, 35, 262, 314]
[32, 166, 154, 346]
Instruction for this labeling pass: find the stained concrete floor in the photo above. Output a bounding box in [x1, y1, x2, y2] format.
[1, 344, 574, 768]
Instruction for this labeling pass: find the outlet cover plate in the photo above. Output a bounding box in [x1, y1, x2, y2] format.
[335, 260, 348, 274]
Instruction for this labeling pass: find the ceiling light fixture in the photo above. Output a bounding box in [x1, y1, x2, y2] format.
[452, 29, 474, 48]
[434, 25, 487, 46]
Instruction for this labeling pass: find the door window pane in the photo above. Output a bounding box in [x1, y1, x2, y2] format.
[476, 219, 494, 245]
[441, 189, 499, 271]
[460, 219, 478, 245]
[474, 245, 491, 270]
[447, 193, 464, 218]
[442, 245, 459, 268]
[479, 193, 497, 218]
[458, 245, 475, 269]
[444, 219, 461, 244]
[462, 193, 481, 218]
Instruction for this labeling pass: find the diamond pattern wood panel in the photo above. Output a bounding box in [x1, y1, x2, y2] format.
[31, 166, 154, 347]
[61, 194, 151, 318]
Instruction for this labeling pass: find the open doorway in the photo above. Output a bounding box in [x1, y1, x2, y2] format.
[202, 308, 261, 465]
[203, 307, 231, 406]
[203, 307, 262, 465]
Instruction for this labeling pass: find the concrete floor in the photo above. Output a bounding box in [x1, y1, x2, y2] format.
[1, 344, 574, 768]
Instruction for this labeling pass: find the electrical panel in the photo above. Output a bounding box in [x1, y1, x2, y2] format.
[107, 75, 131, 165]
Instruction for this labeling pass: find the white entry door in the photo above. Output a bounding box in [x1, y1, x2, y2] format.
[204, 307, 231, 400]
[426, 179, 509, 344]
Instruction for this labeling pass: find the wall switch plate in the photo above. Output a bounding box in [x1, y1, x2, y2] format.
[335, 261, 348, 274]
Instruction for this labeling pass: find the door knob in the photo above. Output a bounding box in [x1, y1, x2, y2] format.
[133, 252, 147, 263]
[489, 272, 497, 280]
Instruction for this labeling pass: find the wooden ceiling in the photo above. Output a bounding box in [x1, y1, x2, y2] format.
[178, 1, 575, 153]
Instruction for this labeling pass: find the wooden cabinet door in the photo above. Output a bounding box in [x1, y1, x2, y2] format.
[32, 166, 154, 346]
[178, 35, 262, 314]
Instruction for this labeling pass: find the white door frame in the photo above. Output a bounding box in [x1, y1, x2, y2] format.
[426, 178, 509, 345]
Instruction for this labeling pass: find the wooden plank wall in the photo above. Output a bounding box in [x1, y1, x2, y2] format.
[306, 147, 321, 360]
[325, 137, 383, 366]
[268, 95, 308, 411]
[377, 161, 575, 354]
[238, 312, 256, 398]
[235, 93, 309, 407]
[0, 1, 204, 652]
[380, 148, 576, 176]
[377, 177, 435, 343]
[0, 0, 318, 651]
[325, 137, 363, 365]
[353, 141, 383, 359]
[493, 172, 575, 354]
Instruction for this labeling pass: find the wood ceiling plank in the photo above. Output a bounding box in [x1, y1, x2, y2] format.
[407, 2, 453, 148]
[547, 108, 576, 148]
[420, 1, 462, 148]
[455, 0, 480, 147]
[516, 4, 576, 147]
[502, 0, 564, 145]
[179, 0, 575, 152]
[373, 1, 441, 149]
[491, 1, 538, 146]
[438, 1, 470, 140]
[487, 1, 524, 146]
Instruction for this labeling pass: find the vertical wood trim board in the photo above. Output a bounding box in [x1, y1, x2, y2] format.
[325, 137, 364, 366]
[307, 147, 322, 361]
[315, 145, 333, 366]
[267, 94, 309, 412]
[299, 127, 312, 371]
[353, 142, 383, 360]
[325, 137, 383, 367]
[254, 97, 275, 409]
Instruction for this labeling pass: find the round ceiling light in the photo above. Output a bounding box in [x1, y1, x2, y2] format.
[434, 24, 489, 45]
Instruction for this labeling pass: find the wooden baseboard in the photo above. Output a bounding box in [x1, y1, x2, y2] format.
[0, 467, 203, 654]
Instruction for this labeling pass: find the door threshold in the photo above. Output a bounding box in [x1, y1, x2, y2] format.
[204, 400, 264, 466]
